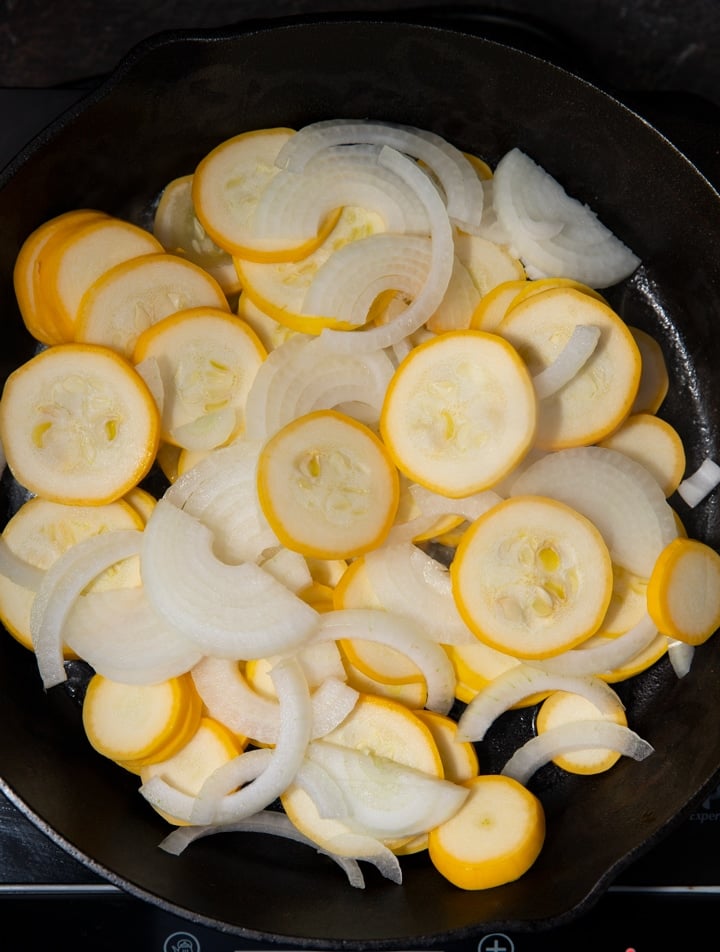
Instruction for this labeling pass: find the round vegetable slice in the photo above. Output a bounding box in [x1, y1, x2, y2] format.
[469, 278, 528, 332]
[152, 174, 241, 294]
[535, 689, 628, 774]
[452, 495, 613, 659]
[75, 252, 230, 359]
[599, 412, 686, 497]
[39, 215, 164, 337]
[428, 774, 545, 890]
[498, 287, 642, 450]
[380, 330, 536, 497]
[257, 409, 400, 559]
[628, 325, 669, 414]
[82, 672, 201, 765]
[647, 536, 720, 645]
[0, 343, 160, 506]
[133, 306, 266, 450]
[322, 693, 444, 778]
[192, 127, 339, 262]
[13, 209, 109, 344]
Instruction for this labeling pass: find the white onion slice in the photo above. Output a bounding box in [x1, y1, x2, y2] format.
[456, 664, 624, 742]
[509, 445, 679, 577]
[524, 613, 658, 677]
[492, 148, 640, 288]
[141, 500, 318, 659]
[159, 809, 402, 887]
[501, 720, 654, 785]
[306, 740, 469, 839]
[362, 542, 476, 646]
[0, 536, 43, 590]
[252, 143, 430, 239]
[190, 657, 312, 825]
[668, 639, 695, 678]
[316, 146, 454, 353]
[140, 749, 270, 824]
[164, 439, 277, 564]
[63, 586, 204, 684]
[301, 233, 430, 325]
[30, 529, 143, 689]
[275, 119, 484, 231]
[387, 484, 502, 544]
[312, 608, 456, 713]
[244, 335, 395, 440]
[532, 324, 601, 400]
[677, 458, 720, 508]
[192, 657, 358, 744]
[293, 759, 349, 819]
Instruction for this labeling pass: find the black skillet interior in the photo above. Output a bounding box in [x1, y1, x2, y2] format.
[1, 15, 720, 949]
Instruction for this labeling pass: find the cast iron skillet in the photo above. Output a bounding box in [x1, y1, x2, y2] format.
[1, 14, 720, 948]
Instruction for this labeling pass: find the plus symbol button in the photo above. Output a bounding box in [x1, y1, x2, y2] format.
[478, 934, 515, 952]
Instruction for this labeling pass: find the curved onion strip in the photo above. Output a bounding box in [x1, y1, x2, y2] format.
[312, 608, 456, 713]
[387, 484, 502, 544]
[532, 324, 601, 400]
[252, 144, 430, 239]
[362, 542, 476, 646]
[510, 446, 679, 577]
[0, 536, 43, 590]
[30, 529, 143, 689]
[306, 740, 469, 839]
[293, 759, 350, 819]
[456, 665, 624, 742]
[302, 233, 430, 325]
[259, 546, 312, 593]
[140, 748, 271, 824]
[677, 458, 720, 508]
[159, 809, 402, 888]
[668, 639, 695, 678]
[63, 586, 203, 684]
[492, 148, 640, 287]
[164, 439, 277, 564]
[192, 657, 359, 745]
[501, 720, 654, 785]
[275, 119, 484, 231]
[190, 656, 313, 825]
[141, 500, 318, 658]
[524, 613, 658, 677]
[245, 335, 395, 441]
[316, 146, 454, 353]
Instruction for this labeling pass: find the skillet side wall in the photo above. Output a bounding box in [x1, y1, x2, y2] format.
[0, 19, 720, 947]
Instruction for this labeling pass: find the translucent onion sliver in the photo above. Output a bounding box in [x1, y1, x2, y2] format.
[501, 719, 655, 785]
[457, 665, 625, 742]
[312, 608, 456, 714]
[30, 528, 143, 689]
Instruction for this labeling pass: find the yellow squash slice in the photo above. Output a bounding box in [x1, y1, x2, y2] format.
[257, 409, 399, 559]
[0, 343, 160, 505]
[13, 209, 109, 344]
[498, 287, 641, 450]
[452, 495, 613, 659]
[192, 127, 339, 262]
[75, 252, 230, 359]
[133, 306, 267, 450]
[647, 536, 720, 645]
[380, 330, 536, 497]
[428, 774, 545, 890]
